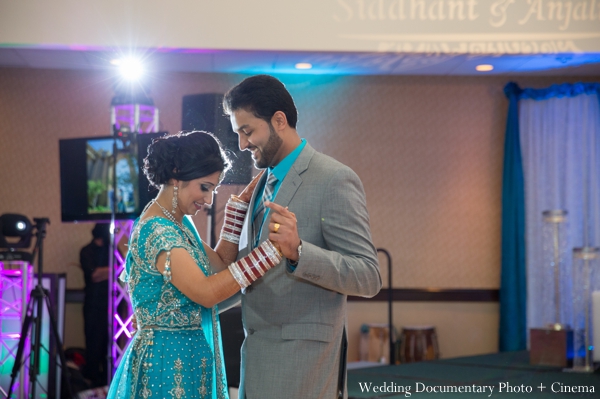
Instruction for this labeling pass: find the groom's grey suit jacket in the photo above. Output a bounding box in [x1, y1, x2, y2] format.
[237, 143, 381, 399]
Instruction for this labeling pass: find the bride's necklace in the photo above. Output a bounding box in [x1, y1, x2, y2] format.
[153, 199, 201, 250]
[154, 200, 183, 228]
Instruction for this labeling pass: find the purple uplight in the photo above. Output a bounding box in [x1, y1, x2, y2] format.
[0, 261, 32, 397]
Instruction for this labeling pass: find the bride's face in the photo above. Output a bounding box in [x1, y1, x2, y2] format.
[176, 171, 221, 216]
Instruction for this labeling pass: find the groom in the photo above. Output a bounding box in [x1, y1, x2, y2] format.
[223, 75, 381, 399]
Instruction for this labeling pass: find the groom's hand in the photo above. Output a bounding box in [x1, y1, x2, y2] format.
[266, 202, 301, 262]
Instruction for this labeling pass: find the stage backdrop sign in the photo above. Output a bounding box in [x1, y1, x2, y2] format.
[0, 0, 599, 55]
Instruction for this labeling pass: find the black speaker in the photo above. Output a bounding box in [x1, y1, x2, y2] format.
[182, 93, 252, 185]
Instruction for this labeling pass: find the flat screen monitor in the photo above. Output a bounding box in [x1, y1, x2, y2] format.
[59, 132, 166, 222]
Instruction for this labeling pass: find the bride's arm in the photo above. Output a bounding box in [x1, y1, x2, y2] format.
[205, 237, 240, 272]
[156, 240, 281, 308]
[205, 172, 263, 272]
[157, 248, 239, 307]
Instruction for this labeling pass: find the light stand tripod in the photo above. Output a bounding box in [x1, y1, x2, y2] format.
[7, 218, 74, 399]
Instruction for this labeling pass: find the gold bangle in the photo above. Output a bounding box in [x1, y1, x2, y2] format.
[267, 240, 283, 257]
[230, 195, 246, 203]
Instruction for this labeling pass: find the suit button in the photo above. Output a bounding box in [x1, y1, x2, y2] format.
[248, 328, 255, 335]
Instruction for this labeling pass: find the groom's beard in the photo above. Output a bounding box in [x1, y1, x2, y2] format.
[252, 123, 283, 169]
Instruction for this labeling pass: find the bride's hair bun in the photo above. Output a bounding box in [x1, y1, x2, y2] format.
[143, 131, 230, 188]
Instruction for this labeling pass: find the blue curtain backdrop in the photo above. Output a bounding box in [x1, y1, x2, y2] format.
[500, 82, 600, 352]
[500, 82, 527, 352]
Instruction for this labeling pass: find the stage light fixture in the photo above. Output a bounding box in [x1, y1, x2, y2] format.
[118, 57, 145, 81]
[0, 214, 33, 250]
[295, 62, 313, 70]
[476, 64, 494, 72]
[0, 215, 75, 398]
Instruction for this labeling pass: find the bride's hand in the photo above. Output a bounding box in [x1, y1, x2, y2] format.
[237, 171, 264, 203]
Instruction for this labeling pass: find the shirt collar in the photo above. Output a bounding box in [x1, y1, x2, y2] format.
[269, 139, 306, 182]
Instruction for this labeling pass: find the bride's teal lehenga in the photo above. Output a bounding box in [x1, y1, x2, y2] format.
[107, 216, 228, 399]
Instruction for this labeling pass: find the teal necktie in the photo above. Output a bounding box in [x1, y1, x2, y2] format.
[252, 172, 278, 247]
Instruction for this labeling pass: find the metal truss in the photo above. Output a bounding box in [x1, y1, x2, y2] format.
[109, 220, 134, 374]
[111, 104, 159, 134]
[0, 262, 33, 398]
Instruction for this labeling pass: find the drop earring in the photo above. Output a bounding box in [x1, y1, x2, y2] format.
[171, 185, 178, 214]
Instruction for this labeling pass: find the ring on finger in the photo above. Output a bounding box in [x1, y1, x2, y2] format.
[274, 223, 281, 233]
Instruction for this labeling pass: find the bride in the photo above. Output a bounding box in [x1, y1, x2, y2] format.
[107, 131, 280, 399]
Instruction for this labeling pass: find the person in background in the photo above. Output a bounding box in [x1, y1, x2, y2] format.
[80, 223, 110, 387]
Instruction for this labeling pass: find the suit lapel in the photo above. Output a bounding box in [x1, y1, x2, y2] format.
[260, 143, 315, 241]
[239, 172, 267, 252]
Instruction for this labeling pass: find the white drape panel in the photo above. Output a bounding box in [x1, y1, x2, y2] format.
[519, 93, 600, 333]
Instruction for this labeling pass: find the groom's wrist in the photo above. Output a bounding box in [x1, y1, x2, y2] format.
[286, 240, 302, 270]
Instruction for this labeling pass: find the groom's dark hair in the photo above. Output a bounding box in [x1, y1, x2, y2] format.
[223, 75, 298, 128]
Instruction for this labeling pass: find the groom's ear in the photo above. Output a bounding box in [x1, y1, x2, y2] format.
[271, 111, 288, 131]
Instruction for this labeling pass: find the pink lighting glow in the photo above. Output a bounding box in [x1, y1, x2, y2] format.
[5, 333, 21, 339]
[114, 313, 133, 340]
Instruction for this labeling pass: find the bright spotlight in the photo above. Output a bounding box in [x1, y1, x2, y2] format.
[118, 57, 145, 81]
[295, 62, 313, 70]
[476, 64, 494, 72]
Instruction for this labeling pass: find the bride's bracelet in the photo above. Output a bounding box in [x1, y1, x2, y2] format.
[220, 195, 249, 244]
[228, 240, 282, 288]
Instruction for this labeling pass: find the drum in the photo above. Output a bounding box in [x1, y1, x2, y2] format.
[399, 325, 440, 363]
[359, 323, 391, 363]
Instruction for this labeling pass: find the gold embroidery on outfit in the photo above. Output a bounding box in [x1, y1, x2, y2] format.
[140, 375, 152, 399]
[128, 329, 154, 398]
[169, 358, 186, 399]
[124, 218, 209, 330]
[212, 308, 227, 398]
[199, 357, 208, 398]
[109, 217, 227, 399]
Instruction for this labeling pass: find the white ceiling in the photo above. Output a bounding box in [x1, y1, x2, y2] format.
[1, 47, 600, 76]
